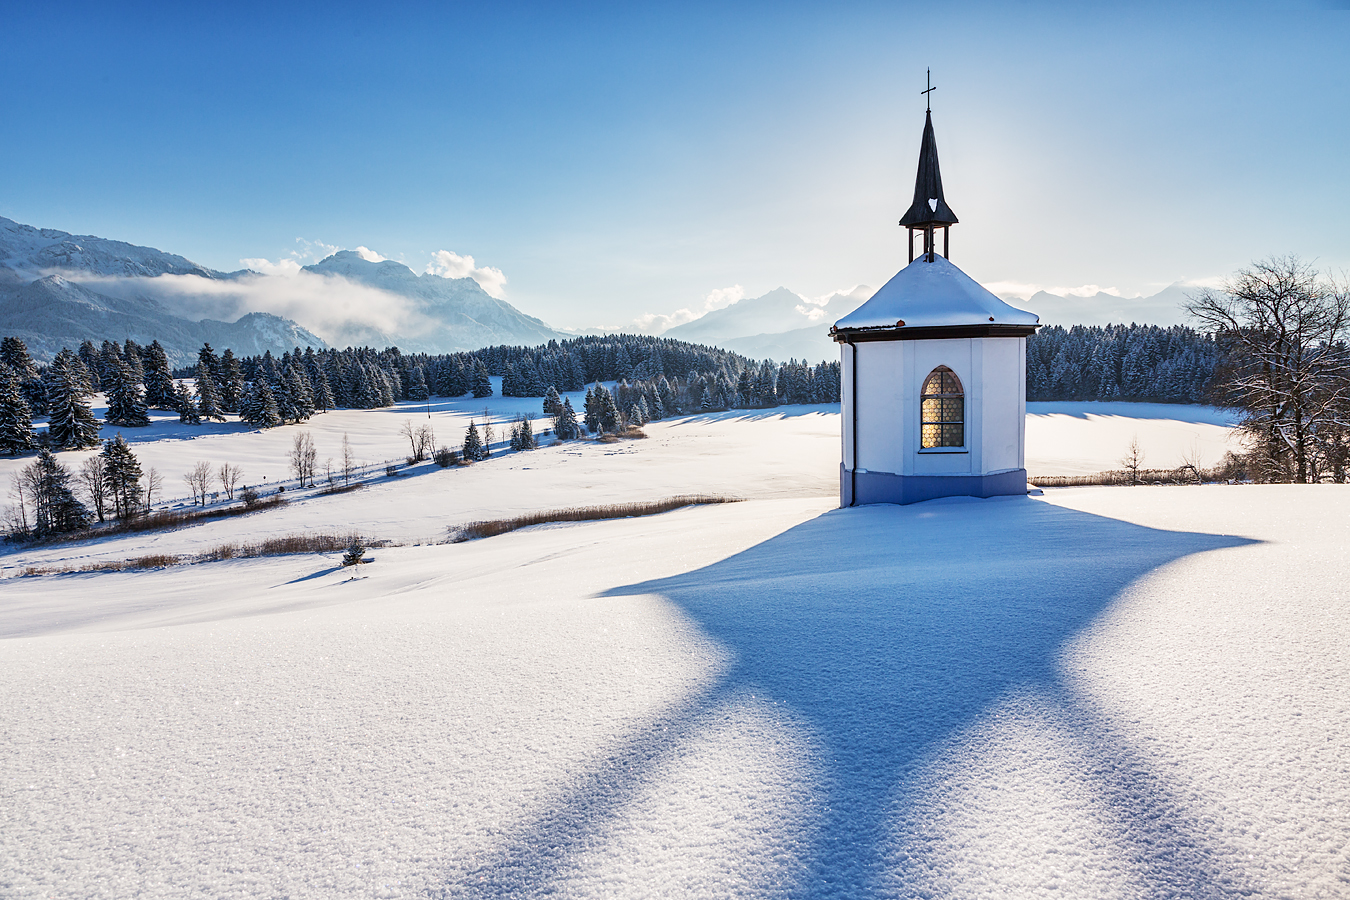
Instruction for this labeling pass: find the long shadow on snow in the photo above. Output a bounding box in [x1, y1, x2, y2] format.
[439, 497, 1258, 898]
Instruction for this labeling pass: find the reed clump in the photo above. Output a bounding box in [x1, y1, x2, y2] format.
[450, 495, 740, 542]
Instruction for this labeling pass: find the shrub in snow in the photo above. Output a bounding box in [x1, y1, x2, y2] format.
[342, 536, 366, 567]
[239, 486, 261, 508]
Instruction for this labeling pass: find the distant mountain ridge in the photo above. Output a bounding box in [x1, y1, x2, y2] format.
[664, 285, 874, 362]
[300, 251, 563, 353]
[0, 216, 236, 281]
[0, 214, 573, 363]
[0, 215, 320, 364]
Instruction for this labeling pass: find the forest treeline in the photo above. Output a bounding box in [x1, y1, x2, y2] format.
[1, 323, 1230, 457]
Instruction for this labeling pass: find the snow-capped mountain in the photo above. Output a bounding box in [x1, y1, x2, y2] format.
[0, 215, 321, 364]
[0, 216, 235, 281]
[300, 250, 563, 353]
[664, 285, 873, 362]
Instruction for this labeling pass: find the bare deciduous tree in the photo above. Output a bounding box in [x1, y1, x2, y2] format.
[218, 462, 242, 500]
[1120, 435, 1144, 485]
[341, 433, 356, 486]
[183, 461, 213, 506]
[400, 420, 437, 463]
[78, 455, 109, 522]
[1187, 255, 1350, 482]
[143, 467, 162, 510]
[290, 431, 317, 487]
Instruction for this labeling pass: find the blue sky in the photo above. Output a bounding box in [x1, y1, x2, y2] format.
[4, 1, 1348, 330]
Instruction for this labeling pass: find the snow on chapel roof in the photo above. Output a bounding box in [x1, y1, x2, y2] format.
[833, 254, 1038, 333]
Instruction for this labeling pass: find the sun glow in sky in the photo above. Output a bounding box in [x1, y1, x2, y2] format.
[4, 1, 1348, 330]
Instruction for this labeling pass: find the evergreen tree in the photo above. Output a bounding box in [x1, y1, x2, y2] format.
[310, 365, 335, 412]
[239, 379, 282, 428]
[219, 349, 245, 412]
[463, 421, 485, 461]
[408, 366, 430, 401]
[509, 415, 536, 451]
[175, 381, 201, 424]
[26, 450, 92, 536]
[45, 350, 101, 450]
[100, 434, 143, 519]
[583, 385, 600, 433]
[142, 341, 177, 409]
[0, 363, 37, 455]
[598, 386, 621, 433]
[104, 360, 151, 427]
[277, 362, 315, 423]
[1, 337, 44, 415]
[554, 397, 580, 441]
[198, 343, 222, 384]
[543, 385, 563, 419]
[123, 339, 145, 384]
[471, 360, 493, 398]
[195, 365, 226, 421]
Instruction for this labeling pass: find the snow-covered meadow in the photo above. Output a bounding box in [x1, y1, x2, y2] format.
[3, 395, 1346, 899]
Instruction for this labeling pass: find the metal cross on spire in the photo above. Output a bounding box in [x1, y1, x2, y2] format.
[921, 68, 935, 112]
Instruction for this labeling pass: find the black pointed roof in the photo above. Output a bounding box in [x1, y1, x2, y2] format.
[899, 110, 959, 228]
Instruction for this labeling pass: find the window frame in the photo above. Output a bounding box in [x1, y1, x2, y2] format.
[919, 365, 966, 451]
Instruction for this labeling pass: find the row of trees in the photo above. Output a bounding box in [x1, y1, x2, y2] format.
[1026, 323, 1222, 403]
[5, 435, 159, 538]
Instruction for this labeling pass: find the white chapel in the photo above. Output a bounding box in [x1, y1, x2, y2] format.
[831, 108, 1040, 506]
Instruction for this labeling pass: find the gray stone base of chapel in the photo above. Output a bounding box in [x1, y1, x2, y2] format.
[839, 464, 1028, 507]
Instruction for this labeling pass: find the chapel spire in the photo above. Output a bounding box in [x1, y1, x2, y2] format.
[899, 108, 959, 263]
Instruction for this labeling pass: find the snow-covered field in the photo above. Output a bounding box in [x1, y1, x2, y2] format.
[4, 397, 1345, 899]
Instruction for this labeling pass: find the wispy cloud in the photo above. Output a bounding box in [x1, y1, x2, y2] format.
[634, 284, 746, 334]
[426, 250, 507, 298]
[239, 237, 342, 276]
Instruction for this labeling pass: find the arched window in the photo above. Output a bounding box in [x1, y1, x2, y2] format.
[921, 366, 964, 448]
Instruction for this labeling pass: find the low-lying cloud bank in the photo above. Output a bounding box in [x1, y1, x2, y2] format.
[65, 270, 432, 348]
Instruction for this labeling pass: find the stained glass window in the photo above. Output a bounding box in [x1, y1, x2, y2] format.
[921, 366, 964, 448]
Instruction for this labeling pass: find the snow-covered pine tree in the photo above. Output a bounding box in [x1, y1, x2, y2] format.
[45, 350, 101, 450]
[463, 421, 485, 461]
[123, 339, 144, 384]
[27, 450, 92, 536]
[100, 434, 143, 519]
[175, 381, 201, 424]
[240, 379, 281, 428]
[104, 359, 151, 428]
[554, 397, 580, 441]
[310, 364, 335, 412]
[408, 366, 430, 401]
[195, 365, 226, 422]
[598, 387, 621, 434]
[219, 349, 245, 412]
[278, 363, 315, 423]
[471, 360, 493, 398]
[0, 363, 37, 455]
[636, 395, 650, 424]
[198, 343, 222, 385]
[583, 385, 600, 433]
[627, 404, 643, 427]
[543, 385, 563, 419]
[142, 341, 177, 409]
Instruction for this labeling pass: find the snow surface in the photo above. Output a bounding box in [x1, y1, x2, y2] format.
[5, 399, 1341, 900]
[0, 393, 1240, 573]
[834, 255, 1039, 331]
